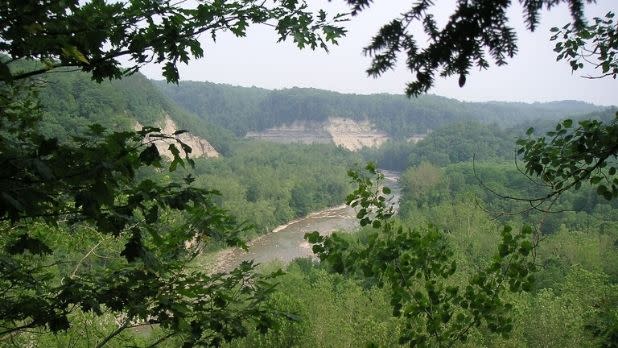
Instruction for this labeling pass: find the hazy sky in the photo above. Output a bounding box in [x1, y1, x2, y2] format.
[141, 1, 617, 106]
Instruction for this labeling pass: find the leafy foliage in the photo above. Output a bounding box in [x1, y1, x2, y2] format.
[512, 11, 618, 205]
[0, 82, 286, 346]
[552, 12, 618, 80]
[341, 0, 594, 96]
[227, 260, 401, 348]
[0, 0, 347, 83]
[190, 141, 357, 240]
[0, 1, 352, 345]
[305, 164, 535, 346]
[517, 115, 618, 202]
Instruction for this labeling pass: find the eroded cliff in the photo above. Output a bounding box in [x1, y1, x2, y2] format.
[135, 116, 219, 159]
[245, 117, 389, 151]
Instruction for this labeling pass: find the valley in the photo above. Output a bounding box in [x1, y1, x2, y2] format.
[3, 2, 618, 347]
[212, 170, 401, 272]
[3, 70, 617, 348]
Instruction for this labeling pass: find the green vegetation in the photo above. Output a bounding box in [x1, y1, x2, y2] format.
[230, 147, 617, 347]
[158, 81, 602, 138]
[190, 142, 358, 243]
[0, 0, 348, 346]
[1, 0, 617, 347]
[35, 71, 236, 154]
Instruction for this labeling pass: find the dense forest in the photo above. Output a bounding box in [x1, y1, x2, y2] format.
[19, 71, 362, 253]
[156, 80, 604, 138]
[225, 160, 618, 348]
[37, 72, 236, 154]
[4, 66, 615, 347]
[1, 0, 617, 347]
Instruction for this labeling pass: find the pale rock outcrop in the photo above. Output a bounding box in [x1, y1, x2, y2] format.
[245, 117, 389, 151]
[245, 121, 331, 144]
[324, 118, 388, 151]
[135, 116, 219, 159]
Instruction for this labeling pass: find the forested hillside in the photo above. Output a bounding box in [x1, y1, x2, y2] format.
[156, 80, 604, 138]
[5, 66, 617, 348]
[36, 72, 235, 153]
[2, 1, 617, 347]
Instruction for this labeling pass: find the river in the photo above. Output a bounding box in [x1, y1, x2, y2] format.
[211, 170, 401, 272]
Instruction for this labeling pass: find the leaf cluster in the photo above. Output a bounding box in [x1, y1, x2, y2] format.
[517, 114, 618, 202]
[0, 82, 278, 346]
[0, 0, 347, 83]
[341, 0, 593, 96]
[552, 12, 618, 80]
[305, 166, 535, 346]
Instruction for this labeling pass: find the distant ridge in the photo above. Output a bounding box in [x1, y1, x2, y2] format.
[36, 72, 232, 156]
[155, 79, 607, 139]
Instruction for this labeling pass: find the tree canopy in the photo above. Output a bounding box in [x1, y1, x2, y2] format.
[1, 0, 346, 83]
[1, 0, 616, 346]
[0, 0, 348, 345]
[341, 0, 597, 96]
[343, 0, 617, 204]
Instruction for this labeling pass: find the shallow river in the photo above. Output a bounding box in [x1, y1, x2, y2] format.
[212, 170, 400, 272]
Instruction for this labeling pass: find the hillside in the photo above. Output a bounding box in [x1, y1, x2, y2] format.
[245, 117, 390, 151]
[35, 71, 227, 156]
[155, 80, 606, 140]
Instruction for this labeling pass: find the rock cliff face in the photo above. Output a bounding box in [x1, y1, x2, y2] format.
[245, 117, 389, 151]
[135, 116, 219, 159]
[325, 118, 388, 151]
[245, 121, 331, 145]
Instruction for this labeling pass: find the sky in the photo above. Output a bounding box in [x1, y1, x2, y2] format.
[141, 1, 617, 106]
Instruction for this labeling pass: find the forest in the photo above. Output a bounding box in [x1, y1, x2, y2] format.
[156, 80, 603, 138]
[1, 0, 617, 347]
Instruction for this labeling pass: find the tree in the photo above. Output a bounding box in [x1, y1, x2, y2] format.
[1, 0, 346, 83]
[0, 0, 347, 346]
[306, 1, 616, 345]
[517, 11, 618, 203]
[306, 164, 535, 346]
[341, 0, 617, 204]
[341, 0, 596, 96]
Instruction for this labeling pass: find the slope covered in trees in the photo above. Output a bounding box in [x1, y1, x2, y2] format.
[156, 80, 605, 138]
[36, 71, 235, 154]
[2, 0, 617, 346]
[4, 59, 615, 348]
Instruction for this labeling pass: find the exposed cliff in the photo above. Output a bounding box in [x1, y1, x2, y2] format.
[245, 117, 389, 151]
[136, 116, 219, 158]
[325, 118, 388, 151]
[245, 121, 331, 144]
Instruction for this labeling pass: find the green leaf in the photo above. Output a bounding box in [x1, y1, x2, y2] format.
[304, 231, 323, 243]
[139, 144, 161, 166]
[562, 119, 573, 128]
[168, 143, 180, 158]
